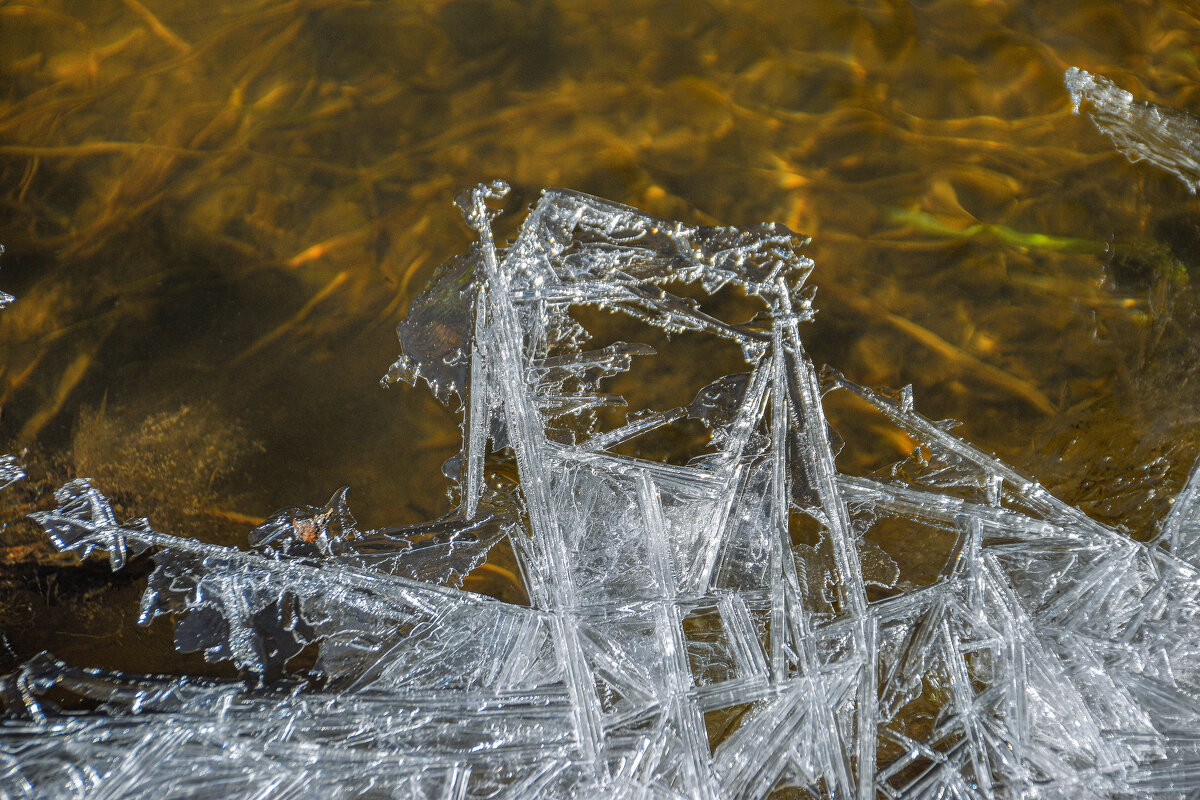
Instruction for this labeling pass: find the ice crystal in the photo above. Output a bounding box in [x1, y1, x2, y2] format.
[0, 454, 24, 491]
[6, 183, 1200, 798]
[1067, 66, 1200, 193]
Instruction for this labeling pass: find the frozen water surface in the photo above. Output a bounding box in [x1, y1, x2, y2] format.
[6, 182, 1200, 798]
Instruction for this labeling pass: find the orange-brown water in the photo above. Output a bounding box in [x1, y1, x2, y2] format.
[2, 0, 1200, 675]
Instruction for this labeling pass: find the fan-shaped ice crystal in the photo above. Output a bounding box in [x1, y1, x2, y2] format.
[7, 183, 1200, 798]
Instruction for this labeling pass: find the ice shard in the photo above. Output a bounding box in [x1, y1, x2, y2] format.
[0, 454, 24, 490]
[7, 183, 1200, 798]
[1067, 66, 1200, 193]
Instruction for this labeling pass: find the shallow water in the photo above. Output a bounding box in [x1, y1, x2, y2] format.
[2, 0, 1200, 674]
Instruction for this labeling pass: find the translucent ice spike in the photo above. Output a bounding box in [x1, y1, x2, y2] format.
[779, 317, 866, 617]
[826, 370, 1110, 535]
[1156, 451, 1200, 562]
[458, 182, 606, 763]
[1066, 67, 1200, 193]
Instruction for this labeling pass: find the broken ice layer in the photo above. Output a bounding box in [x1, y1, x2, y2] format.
[1066, 66, 1200, 194]
[8, 184, 1200, 799]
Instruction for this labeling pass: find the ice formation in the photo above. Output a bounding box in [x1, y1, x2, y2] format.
[0, 245, 11, 309]
[0, 455, 24, 491]
[6, 182, 1200, 798]
[1067, 66, 1200, 193]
